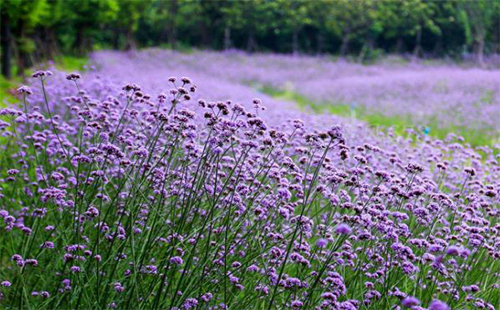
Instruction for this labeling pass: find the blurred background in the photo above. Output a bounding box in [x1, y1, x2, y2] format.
[1, 0, 499, 80]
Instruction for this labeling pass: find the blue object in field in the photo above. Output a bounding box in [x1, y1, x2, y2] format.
[423, 126, 430, 136]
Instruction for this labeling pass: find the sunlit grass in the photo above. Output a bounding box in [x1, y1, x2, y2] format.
[0, 75, 22, 107]
[1, 56, 89, 166]
[0, 55, 89, 108]
[54, 55, 89, 72]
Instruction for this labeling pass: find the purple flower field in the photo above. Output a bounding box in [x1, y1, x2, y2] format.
[93, 50, 500, 134]
[1, 50, 499, 310]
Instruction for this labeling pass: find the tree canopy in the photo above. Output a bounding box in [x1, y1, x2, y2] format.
[1, 0, 499, 77]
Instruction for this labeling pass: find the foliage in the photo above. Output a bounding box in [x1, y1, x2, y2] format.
[2, 0, 500, 79]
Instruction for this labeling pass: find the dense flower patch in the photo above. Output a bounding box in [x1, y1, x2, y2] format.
[0, 67, 499, 310]
[93, 50, 500, 134]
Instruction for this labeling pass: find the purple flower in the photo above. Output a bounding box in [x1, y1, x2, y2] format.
[291, 300, 303, 308]
[1, 281, 11, 287]
[66, 73, 81, 81]
[21, 227, 32, 235]
[401, 296, 420, 307]
[0, 51, 499, 310]
[17, 86, 33, 95]
[25, 259, 38, 266]
[429, 300, 449, 310]
[114, 282, 124, 293]
[11, 254, 22, 261]
[446, 245, 460, 256]
[40, 291, 50, 298]
[316, 238, 328, 248]
[7, 169, 19, 175]
[182, 297, 198, 309]
[335, 223, 352, 235]
[170, 256, 183, 265]
[320, 292, 337, 300]
[201, 293, 213, 302]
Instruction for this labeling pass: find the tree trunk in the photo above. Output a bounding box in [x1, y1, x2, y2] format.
[125, 28, 136, 51]
[16, 46, 29, 77]
[33, 29, 44, 63]
[224, 26, 231, 50]
[247, 28, 257, 52]
[474, 36, 485, 67]
[46, 27, 59, 59]
[167, 28, 177, 49]
[292, 28, 299, 56]
[413, 27, 422, 58]
[199, 22, 210, 48]
[316, 33, 324, 55]
[15, 23, 30, 77]
[395, 37, 403, 54]
[1, 12, 12, 78]
[340, 34, 349, 57]
[74, 26, 87, 55]
[48, 29, 56, 58]
[113, 27, 121, 50]
[166, 0, 178, 49]
[433, 37, 443, 57]
[358, 37, 374, 62]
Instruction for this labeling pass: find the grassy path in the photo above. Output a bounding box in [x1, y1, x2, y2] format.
[256, 84, 498, 148]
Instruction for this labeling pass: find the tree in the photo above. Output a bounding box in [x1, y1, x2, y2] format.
[221, 0, 274, 52]
[112, 0, 149, 50]
[0, 0, 49, 76]
[144, 0, 181, 49]
[1, 2, 13, 78]
[306, 0, 332, 54]
[37, 0, 66, 60]
[456, 0, 499, 66]
[356, 0, 383, 61]
[63, 0, 118, 54]
[327, 0, 377, 57]
[273, 0, 312, 55]
[379, 0, 440, 57]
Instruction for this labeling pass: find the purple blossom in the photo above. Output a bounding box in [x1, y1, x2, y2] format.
[170, 256, 184, 265]
[402, 296, 420, 307]
[429, 300, 450, 310]
[40, 291, 50, 298]
[114, 282, 124, 293]
[316, 238, 328, 248]
[335, 223, 352, 235]
[446, 245, 460, 256]
[1, 281, 11, 287]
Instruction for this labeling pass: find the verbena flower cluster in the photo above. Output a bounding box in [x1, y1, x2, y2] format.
[0, 63, 499, 310]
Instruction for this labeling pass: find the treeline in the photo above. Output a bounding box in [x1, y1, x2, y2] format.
[1, 0, 500, 78]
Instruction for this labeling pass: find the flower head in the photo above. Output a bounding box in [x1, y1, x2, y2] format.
[335, 223, 352, 235]
[17, 86, 33, 95]
[1, 281, 11, 287]
[401, 296, 420, 307]
[429, 300, 449, 310]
